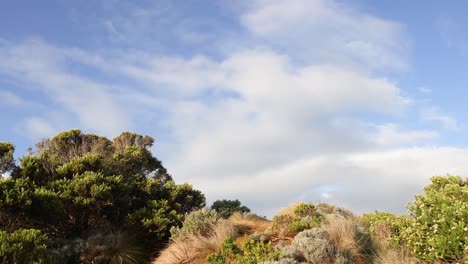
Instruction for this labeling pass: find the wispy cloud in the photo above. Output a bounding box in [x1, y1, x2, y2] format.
[421, 106, 459, 130]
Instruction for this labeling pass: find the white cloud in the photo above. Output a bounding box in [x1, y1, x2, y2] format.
[0, 40, 132, 136]
[193, 147, 468, 217]
[0, 90, 32, 107]
[373, 123, 438, 145]
[421, 107, 458, 130]
[22, 117, 56, 139]
[242, 0, 409, 70]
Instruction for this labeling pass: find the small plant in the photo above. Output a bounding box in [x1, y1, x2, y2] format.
[170, 208, 219, 240]
[268, 203, 324, 237]
[207, 237, 280, 264]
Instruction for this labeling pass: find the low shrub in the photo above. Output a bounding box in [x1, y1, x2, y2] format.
[360, 212, 411, 247]
[0, 229, 49, 264]
[268, 203, 324, 237]
[207, 237, 280, 264]
[170, 209, 219, 240]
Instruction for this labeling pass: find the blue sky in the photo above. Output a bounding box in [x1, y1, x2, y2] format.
[1, 0, 468, 216]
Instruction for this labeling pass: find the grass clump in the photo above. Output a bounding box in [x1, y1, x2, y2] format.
[169, 209, 219, 240]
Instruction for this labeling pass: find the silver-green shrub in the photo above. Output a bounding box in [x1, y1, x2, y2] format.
[169, 208, 219, 240]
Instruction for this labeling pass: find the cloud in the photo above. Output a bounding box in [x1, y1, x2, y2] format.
[0, 90, 32, 107]
[193, 147, 468, 216]
[22, 117, 56, 139]
[373, 123, 438, 146]
[421, 107, 458, 130]
[0, 40, 132, 136]
[242, 0, 409, 70]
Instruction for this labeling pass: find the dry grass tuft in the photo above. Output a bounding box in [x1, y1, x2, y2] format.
[321, 214, 373, 264]
[375, 247, 423, 264]
[229, 212, 271, 234]
[154, 219, 239, 264]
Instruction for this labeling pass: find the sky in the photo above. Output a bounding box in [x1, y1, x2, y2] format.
[1, 0, 468, 217]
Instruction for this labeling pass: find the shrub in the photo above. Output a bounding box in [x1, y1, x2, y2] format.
[170, 208, 219, 240]
[211, 199, 251, 219]
[289, 228, 336, 263]
[360, 212, 411, 247]
[207, 237, 280, 264]
[268, 203, 324, 237]
[402, 175, 467, 262]
[0, 229, 49, 264]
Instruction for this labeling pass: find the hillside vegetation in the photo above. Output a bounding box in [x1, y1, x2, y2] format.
[1, 130, 467, 263]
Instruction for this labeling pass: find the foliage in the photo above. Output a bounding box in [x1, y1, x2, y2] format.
[402, 175, 467, 262]
[0, 130, 205, 262]
[207, 237, 280, 264]
[360, 212, 411, 247]
[170, 208, 219, 240]
[78, 232, 147, 264]
[0, 229, 49, 264]
[268, 203, 324, 237]
[0, 142, 16, 175]
[211, 199, 251, 219]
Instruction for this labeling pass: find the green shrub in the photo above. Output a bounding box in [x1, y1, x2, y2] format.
[0, 229, 49, 264]
[207, 237, 280, 264]
[360, 212, 411, 247]
[170, 208, 219, 240]
[211, 199, 251, 219]
[268, 203, 324, 237]
[403, 175, 467, 262]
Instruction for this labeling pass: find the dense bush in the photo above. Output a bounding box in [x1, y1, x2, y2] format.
[403, 175, 467, 262]
[360, 212, 411, 247]
[0, 130, 205, 263]
[0, 229, 49, 264]
[207, 237, 280, 264]
[211, 199, 251, 219]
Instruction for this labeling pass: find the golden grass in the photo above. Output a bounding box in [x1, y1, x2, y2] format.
[154, 219, 238, 264]
[375, 247, 423, 264]
[154, 213, 271, 264]
[321, 214, 371, 264]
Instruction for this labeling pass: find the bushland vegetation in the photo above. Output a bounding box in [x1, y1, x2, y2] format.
[1, 130, 466, 263]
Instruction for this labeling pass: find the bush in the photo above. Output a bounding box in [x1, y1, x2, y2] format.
[0, 130, 205, 262]
[211, 199, 251, 219]
[207, 237, 280, 264]
[288, 228, 336, 263]
[268, 203, 324, 237]
[402, 175, 467, 262]
[360, 212, 411, 247]
[170, 208, 219, 240]
[0, 229, 49, 264]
